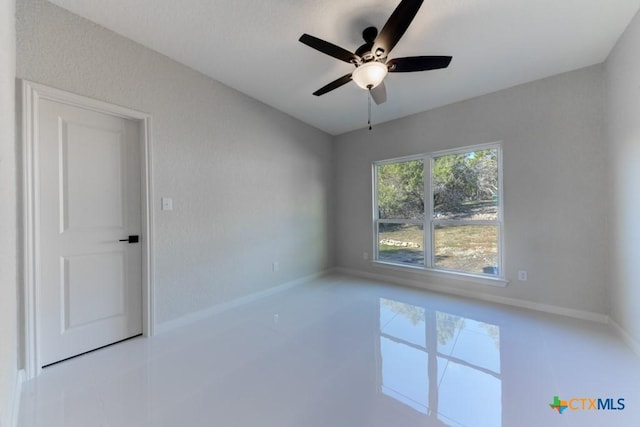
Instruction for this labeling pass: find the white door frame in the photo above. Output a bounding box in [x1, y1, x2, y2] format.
[21, 80, 155, 378]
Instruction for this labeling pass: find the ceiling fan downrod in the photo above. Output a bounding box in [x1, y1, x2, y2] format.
[368, 89, 373, 130]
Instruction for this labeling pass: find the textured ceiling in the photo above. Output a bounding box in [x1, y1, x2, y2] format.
[48, 0, 640, 135]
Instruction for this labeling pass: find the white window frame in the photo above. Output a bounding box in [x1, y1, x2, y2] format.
[372, 143, 505, 285]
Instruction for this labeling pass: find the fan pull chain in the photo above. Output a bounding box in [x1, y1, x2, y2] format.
[368, 89, 372, 130]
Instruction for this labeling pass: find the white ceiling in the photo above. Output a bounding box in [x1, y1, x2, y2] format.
[48, 0, 640, 135]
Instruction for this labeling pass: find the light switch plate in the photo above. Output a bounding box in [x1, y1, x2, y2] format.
[161, 197, 173, 211]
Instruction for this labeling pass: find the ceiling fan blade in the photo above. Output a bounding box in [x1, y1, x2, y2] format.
[370, 82, 387, 105]
[373, 0, 424, 56]
[387, 56, 452, 72]
[313, 73, 353, 96]
[299, 34, 359, 64]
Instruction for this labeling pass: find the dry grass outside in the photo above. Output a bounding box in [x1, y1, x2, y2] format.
[378, 224, 424, 265]
[378, 223, 498, 274]
[434, 224, 498, 274]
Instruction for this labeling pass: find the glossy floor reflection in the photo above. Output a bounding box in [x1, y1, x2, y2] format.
[18, 275, 640, 427]
[379, 299, 501, 425]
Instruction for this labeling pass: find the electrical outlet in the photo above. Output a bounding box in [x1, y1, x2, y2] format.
[272, 261, 279, 272]
[518, 270, 528, 281]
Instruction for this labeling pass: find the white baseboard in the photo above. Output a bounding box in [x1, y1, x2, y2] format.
[155, 270, 330, 334]
[608, 317, 640, 358]
[335, 267, 609, 324]
[2, 369, 25, 427]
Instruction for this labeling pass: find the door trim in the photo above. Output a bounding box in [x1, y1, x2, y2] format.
[21, 80, 155, 378]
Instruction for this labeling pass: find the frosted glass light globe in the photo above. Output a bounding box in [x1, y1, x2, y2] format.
[352, 61, 388, 90]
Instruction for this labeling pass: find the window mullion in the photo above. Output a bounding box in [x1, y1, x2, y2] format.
[372, 165, 379, 261]
[425, 156, 433, 269]
[378, 218, 423, 225]
[432, 219, 502, 227]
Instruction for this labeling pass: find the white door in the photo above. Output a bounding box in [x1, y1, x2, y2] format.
[37, 97, 143, 367]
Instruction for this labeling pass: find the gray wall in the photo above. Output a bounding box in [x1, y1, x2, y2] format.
[0, 0, 17, 423]
[333, 65, 609, 316]
[606, 9, 640, 348]
[16, 0, 334, 325]
[0, 1, 18, 425]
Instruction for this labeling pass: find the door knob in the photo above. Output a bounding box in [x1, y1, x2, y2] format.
[119, 235, 139, 243]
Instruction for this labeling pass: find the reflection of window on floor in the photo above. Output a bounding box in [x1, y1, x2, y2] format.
[378, 298, 502, 427]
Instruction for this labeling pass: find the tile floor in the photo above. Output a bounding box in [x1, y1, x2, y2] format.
[18, 275, 640, 426]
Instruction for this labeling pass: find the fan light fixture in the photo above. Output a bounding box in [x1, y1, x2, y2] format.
[352, 61, 388, 90]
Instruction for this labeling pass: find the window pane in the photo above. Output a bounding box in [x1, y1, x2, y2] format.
[378, 223, 424, 265]
[377, 160, 424, 220]
[433, 149, 498, 220]
[433, 224, 498, 275]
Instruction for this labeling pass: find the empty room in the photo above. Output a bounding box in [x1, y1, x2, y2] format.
[2, 0, 640, 426]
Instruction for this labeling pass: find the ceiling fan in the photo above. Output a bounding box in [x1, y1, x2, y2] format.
[299, 0, 452, 106]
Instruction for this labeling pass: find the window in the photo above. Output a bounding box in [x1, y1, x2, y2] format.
[373, 144, 503, 280]
[376, 158, 425, 266]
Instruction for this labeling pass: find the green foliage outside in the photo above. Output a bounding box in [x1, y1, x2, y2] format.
[377, 149, 498, 218]
[433, 149, 498, 213]
[377, 160, 424, 219]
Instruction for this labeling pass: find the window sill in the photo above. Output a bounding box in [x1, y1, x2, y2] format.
[370, 261, 510, 287]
